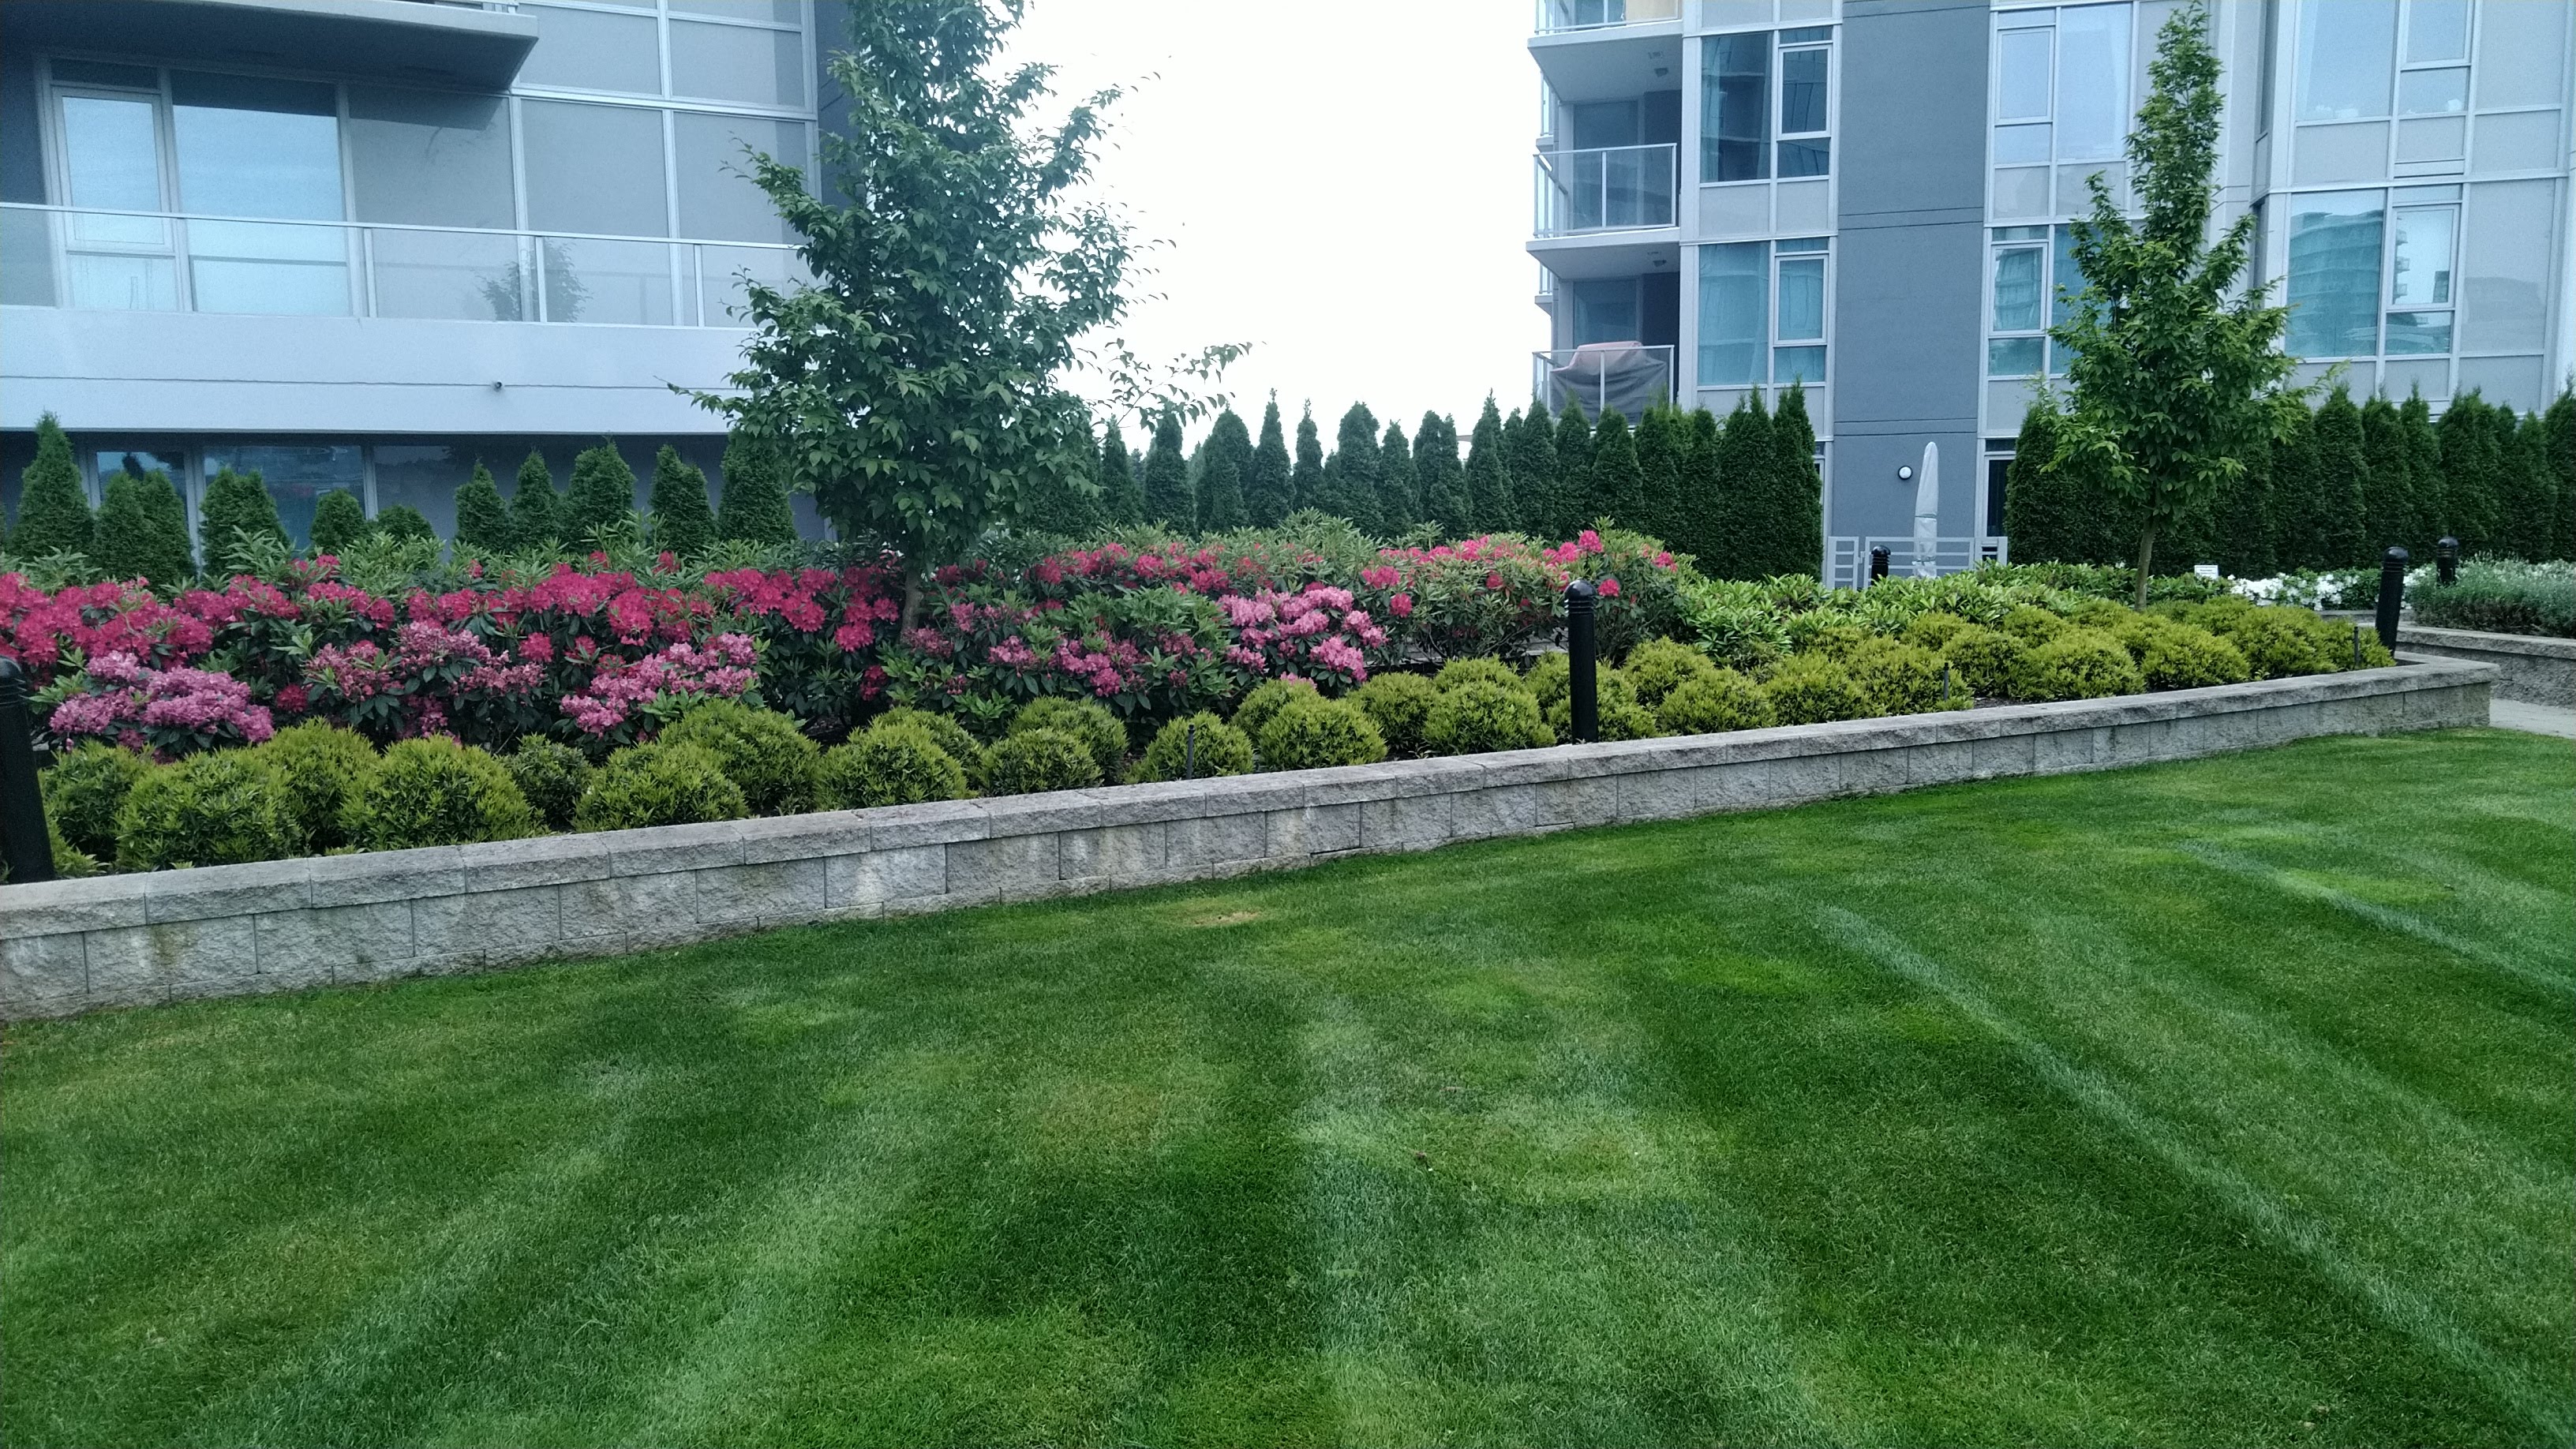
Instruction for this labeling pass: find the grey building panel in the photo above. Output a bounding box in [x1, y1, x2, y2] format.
[1, 46, 39, 205]
[3, 0, 537, 91]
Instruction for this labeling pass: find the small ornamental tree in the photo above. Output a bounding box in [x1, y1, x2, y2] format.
[12, 414, 92, 560]
[1417, 410, 1471, 537]
[2046, 0, 2301, 605]
[1676, 406, 1722, 564]
[1099, 420, 1144, 526]
[452, 462, 514, 557]
[2399, 388, 2445, 559]
[1466, 398, 1515, 535]
[1246, 396, 1294, 526]
[1634, 405, 1683, 544]
[2267, 405, 2323, 569]
[2309, 386, 2368, 567]
[1711, 392, 1772, 579]
[309, 488, 373, 557]
[648, 444, 717, 559]
[199, 466, 287, 573]
[1324, 402, 1382, 533]
[1586, 410, 1642, 530]
[1505, 399, 1556, 536]
[1198, 406, 1252, 531]
[2436, 391, 2501, 554]
[1290, 405, 1327, 515]
[2544, 384, 2575, 561]
[1378, 418, 1417, 534]
[1551, 401, 1593, 540]
[1770, 383, 1825, 578]
[2218, 429, 2277, 578]
[565, 440, 638, 545]
[2357, 393, 2416, 563]
[1140, 409, 1193, 530]
[376, 504, 436, 541]
[96, 470, 193, 589]
[717, 431, 801, 545]
[511, 450, 566, 549]
[2504, 409, 2558, 558]
[2004, 404, 2076, 563]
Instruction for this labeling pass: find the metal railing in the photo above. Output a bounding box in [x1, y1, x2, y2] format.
[1533, 143, 1676, 236]
[0, 203, 805, 328]
[1828, 535, 2012, 590]
[1533, 343, 1675, 420]
[1535, 0, 1682, 35]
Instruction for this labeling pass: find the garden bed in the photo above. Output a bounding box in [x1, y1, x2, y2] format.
[0, 657, 2493, 1020]
[2398, 626, 2575, 707]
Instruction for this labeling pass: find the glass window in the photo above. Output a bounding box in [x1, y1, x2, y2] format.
[670, 20, 805, 107]
[2395, 67, 2466, 115]
[2404, 0, 2470, 62]
[170, 73, 349, 316]
[698, 241, 806, 327]
[522, 99, 670, 237]
[1997, 27, 2053, 122]
[371, 229, 528, 321]
[2383, 312, 2450, 354]
[58, 95, 162, 214]
[672, 0, 803, 19]
[1698, 242, 1767, 384]
[2286, 191, 2384, 357]
[1702, 32, 1769, 183]
[2388, 205, 2453, 307]
[347, 87, 515, 230]
[1776, 256, 1824, 339]
[675, 113, 805, 242]
[2050, 223, 2087, 374]
[1777, 44, 1829, 177]
[1993, 123, 2052, 163]
[546, 236, 676, 324]
[200, 444, 361, 550]
[1773, 346, 1825, 384]
[2055, 4, 2131, 161]
[518, 3, 664, 95]
[1988, 335, 2046, 376]
[56, 92, 178, 301]
[1992, 245, 2044, 332]
[2295, 0, 2395, 122]
[1570, 278, 1639, 346]
[370, 443, 483, 539]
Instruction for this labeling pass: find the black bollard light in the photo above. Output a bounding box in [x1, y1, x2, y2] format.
[2436, 536, 2459, 586]
[2375, 545, 2409, 653]
[1868, 545, 1890, 586]
[1183, 720, 1197, 780]
[0, 657, 57, 886]
[1565, 578, 1599, 743]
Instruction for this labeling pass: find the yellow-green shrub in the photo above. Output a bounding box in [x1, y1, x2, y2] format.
[818, 723, 970, 809]
[1424, 680, 1553, 754]
[1621, 636, 1720, 709]
[1354, 672, 1440, 758]
[343, 736, 539, 851]
[1231, 677, 1319, 743]
[1010, 697, 1130, 784]
[1657, 669, 1776, 734]
[575, 741, 749, 831]
[1134, 713, 1256, 781]
[254, 721, 377, 849]
[979, 727, 1102, 795]
[2009, 630, 2146, 702]
[1257, 695, 1388, 769]
[1941, 625, 2028, 698]
[1762, 655, 1874, 724]
[114, 750, 301, 871]
[659, 699, 822, 816]
[40, 741, 153, 859]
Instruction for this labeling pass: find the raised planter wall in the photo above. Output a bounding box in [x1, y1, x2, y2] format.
[2398, 627, 2574, 706]
[0, 659, 2495, 1021]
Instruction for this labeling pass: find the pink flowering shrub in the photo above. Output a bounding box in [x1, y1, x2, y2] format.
[558, 634, 761, 743]
[1217, 583, 1388, 692]
[1371, 535, 1570, 663]
[46, 652, 274, 757]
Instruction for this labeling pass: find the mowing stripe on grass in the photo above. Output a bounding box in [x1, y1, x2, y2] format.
[1818, 906, 2571, 1445]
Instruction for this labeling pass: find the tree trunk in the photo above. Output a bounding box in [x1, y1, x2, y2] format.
[900, 568, 925, 635]
[2133, 522, 2158, 609]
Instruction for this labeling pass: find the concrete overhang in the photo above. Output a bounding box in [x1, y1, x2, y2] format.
[1527, 230, 1680, 281]
[1529, 23, 1686, 105]
[5, 0, 539, 91]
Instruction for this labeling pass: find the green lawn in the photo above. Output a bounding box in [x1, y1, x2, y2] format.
[4, 729, 2570, 1447]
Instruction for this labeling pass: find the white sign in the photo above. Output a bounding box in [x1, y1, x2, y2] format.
[2194, 564, 2221, 579]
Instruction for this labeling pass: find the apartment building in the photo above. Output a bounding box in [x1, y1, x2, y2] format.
[1529, 0, 2576, 582]
[1, 0, 828, 547]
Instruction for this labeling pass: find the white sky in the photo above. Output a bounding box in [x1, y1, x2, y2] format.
[998, 1, 1548, 444]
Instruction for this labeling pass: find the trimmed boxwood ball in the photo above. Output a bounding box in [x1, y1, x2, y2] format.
[1899, 610, 1976, 652]
[1425, 680, 1553, 756]
[253, 721, 380, 850]
[1544, 668, 1659, 741]
[1657, 669, 1776, 735]
[1941, 625, 2028, 698]
[575, 741, 749, 831]
[1354, 672, 1440, 757]
[1231, 677, 1319, 743]
[40, 741, 154, 860]
[115, 751, 301, 871]
[1256, 695, 1387, 770]
[506, 737, 593, 831]
[1134, 712, 1255, 782]
[1621, 636, 1720, 709]
[1999, 604, 2071, 645]
[1784, 616, 1872, 659]
[1842, 638, 1967, 717]
[343, 736, 540, 851]
[1762, 654, 1875, 725]
[1010, 696, 1130, 784]
[659, 699, 822, 816]
[2206, 606, 2337, 679]
[2063, 597, 2132, 631]
[1432, 657, 1525, 695]
[1523, 651, 1572, 710]
[979, 727, 1103, 796]
[2138, 624, 2255, 691]
[869, 707, 980, 772]
[818, 723, 970, 809]
[2009, 630, 2147, 702]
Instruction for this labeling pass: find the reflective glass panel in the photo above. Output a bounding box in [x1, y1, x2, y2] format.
[201, 444, 361, 549]
[697, 242, 806, 326]
[58, 95, 169, 248]
[2055, 3, 2131, 161]
[1997, 27, 2052, 121]
[676, 113, 807, 242]
[519, 3, 663, 94]
[2286, 192, 2384, 356]
[2405, 0, 2469, 62]
[1988, 335, 2046, 376]
[1779, 46, 1827, 133]
[1773, 345, 1825, 383]
[170, 74, 349, 315]
[1701, 32, 1769, 182]
[2296, 0, 2395, 122]
[2396, 66, 2466, 115]
[188, 219, 349, 315]
[671, 20, 806, 107]
[523, 100, 670, 237]
[672, 0, 803, 19]
[1570, 278, 1639, 346]
[371, 227, 528, 320]
[1696, 242, 1767, 385]
[2383, 310, 2451, 354]
[545, 236, 675, 324]
[2388, 205, 2453, 306]
[1777, 256, 1824, 339]
[1779, 138, 1829, 178]
[1993, 123, 2051, 164]
[348, 87, 515, 230]
[1992, 245, 2043, 331]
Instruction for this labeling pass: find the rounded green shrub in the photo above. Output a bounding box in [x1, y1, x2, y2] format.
[1941, 625, 2028, 698]
[253, 721, 378, 850]
[978, 726, 1103, 796]
[868, 708, 980, 770]
[1621, 636, 1720, 709]
[1424, 680, 1553, 755]
[2009, 630, 2146, 702]
[818, 723, 970, 809]
[2136, 623, 2254, 691]
[506, 737, 593, 831]
[2062, 597, 2132, 631]
[342, 736, 539, 851]
[1762, 655, 1875, 725]
[1232, 677, 1320, 743]
[1011, 696, 1130, 784]
[659, 699, 821, 816]
[2214, 606, 2338, 679]
[1657, 669, 1776, 735]
[575, 741, 749, 831]
[1842, 638, 1965, 717]
[1432, 657, 1525, 695]
[1898, 610, 1976, 652]
[40, 741, 153, 859]
[47, 819, 100, 880]
[2000, 604, 2071, 645]
[1354, 672, 1440, 757]
[1542, 668, 1659, 742]
[1134, 712, 1256, 782]
[114, 750, 301, 871]
[1523, 650, 1572, 711]
[1784, 616, 1873, 658]
[1257, 695, 1388, 769]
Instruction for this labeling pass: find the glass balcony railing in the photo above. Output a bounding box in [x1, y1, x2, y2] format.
[1534, 0, 1682, 35]
[1532, 343, 1675, 421]
[1533, 144, 1677, 236]
[0, 204, 806, 328]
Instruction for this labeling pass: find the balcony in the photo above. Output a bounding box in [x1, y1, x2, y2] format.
[0, 204, 804, 328]
[2, 0, 538, 88]
[1534, 0, 1681, 36]
[1532, 343, 1675, 421]
[1533, 144, 1677, 237]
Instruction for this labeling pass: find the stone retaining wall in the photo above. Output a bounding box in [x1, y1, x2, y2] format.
[0, 658, 2495, 1021]
[2397, 626, 2574, 706]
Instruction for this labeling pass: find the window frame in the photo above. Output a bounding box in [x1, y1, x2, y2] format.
[1698, 24, 1836, 185]
[1774, 28, 1833, 178]
[1695, 238, 1831, 388]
